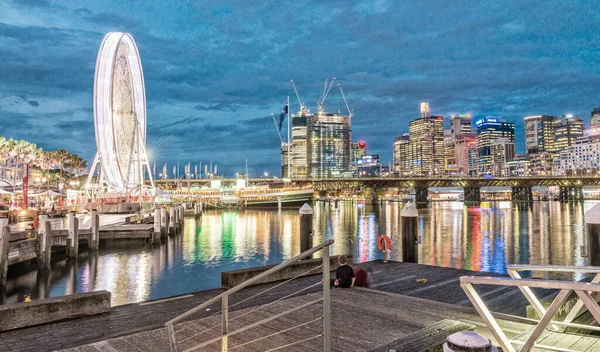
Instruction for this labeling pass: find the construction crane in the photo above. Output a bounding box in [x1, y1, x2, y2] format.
[338, 83, 353, 117]
[317, 77, 336, 111]
[290, 80, 306, 112]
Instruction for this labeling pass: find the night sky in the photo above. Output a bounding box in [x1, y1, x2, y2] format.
[1, 0, 599, 176]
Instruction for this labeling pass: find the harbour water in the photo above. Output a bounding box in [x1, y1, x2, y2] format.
[3, 200, 596, 306]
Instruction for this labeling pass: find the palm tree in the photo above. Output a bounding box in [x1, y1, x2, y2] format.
[53, 149, 70, 183]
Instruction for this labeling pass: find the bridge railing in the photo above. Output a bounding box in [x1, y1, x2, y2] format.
[165, 240, 334, 352]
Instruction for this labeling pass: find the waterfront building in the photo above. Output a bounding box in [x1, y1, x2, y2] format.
[357, 154, 381, 177]
[506, 155, 531, 177]
[556, 134, 600, 176]
[451, 114, 472, 137]
[524, 115, 556, 154]
[409, 110, 444, 175]
[281, 143, 290, 178]
[529, 152, 555, 176]
[592, 108, 600, 128]
[454, 134, 477, 175]
[393, 134, 411, 176]
[475, 117, 515, 176]
[307, 111, 352, 178]
[291, 111, 310, 178]
[553, 114, 584, 152]
[489, 138, 515, 176]
[351, 141, 367, 169]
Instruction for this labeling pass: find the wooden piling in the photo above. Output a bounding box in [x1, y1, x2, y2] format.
[160, 207, 167, 237]
[401, 201, 419, 263]
[169, 207, 176, 236]
[152, 207, 161, 244]
[90, 209, 100, 250]
[67, 213, 79, 259]
[586, 204, 600, 266]
[0, 220, 9, 287]
[299, 204, 313, 256]
[38, 220, 52, 270]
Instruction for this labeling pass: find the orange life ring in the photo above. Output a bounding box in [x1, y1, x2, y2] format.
[377, 234, 391, 251]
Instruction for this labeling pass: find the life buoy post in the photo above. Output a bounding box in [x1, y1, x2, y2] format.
[377, 234, 391, 263]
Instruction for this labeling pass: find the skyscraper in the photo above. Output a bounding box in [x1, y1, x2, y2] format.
[307, 111, 352, 178]
[443, 130, 456, 175]
[592, 108, 600, 128]
[553, 114, 584, 152]
[393, 134, 410, 176]
[475, 117, 515, 175]
[409, 111, 444, 175]
[351, 141, 367, 168]
[454, 134, 476, 176]
[291, 111, 309, 178]
[451, 114, 472, 138]
[524, 115, 555, 154]
[489, 138, 515, 176]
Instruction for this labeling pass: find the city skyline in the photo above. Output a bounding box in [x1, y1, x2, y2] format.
[1, 1, 600, 176]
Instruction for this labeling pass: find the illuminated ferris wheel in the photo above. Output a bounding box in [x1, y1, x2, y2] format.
[85, 32, 154, 197]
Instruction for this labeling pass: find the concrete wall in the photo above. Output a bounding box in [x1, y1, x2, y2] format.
[221, 255, 352, 289]
[0, 291, 111, 332]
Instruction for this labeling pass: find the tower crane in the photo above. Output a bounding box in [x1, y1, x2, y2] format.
[290, 80, 306, 112]
[338, 83, 353, 117]
[317, 77, 336, 111]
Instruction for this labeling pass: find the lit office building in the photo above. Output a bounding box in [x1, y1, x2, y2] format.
[592, 108, 600, 128]
[489, 138, 515, 176]
[291, 111, 309, 178]
[357, 154, 381, 177]
[451, 114, 472, 137]
[281, 143, 290, 178]
[443, 130, 456, 175]
[556, 132, 600, 176]
[506, 156, 531, 177]
[454, 134, 477, 176]
[553, 114, 584, 152]
[524, 115, 556, 154]
[420, 102, 430, 118]
[529, 152, 555, 176]
[307, 111, 352, 178]
[409, 110, 444, 175]
[351, 141, 367, 168]
[475, 117, 515, 176]
[393, 134, 411, 176]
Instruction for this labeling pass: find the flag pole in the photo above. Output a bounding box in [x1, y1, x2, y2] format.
[287, 95, 291, 179]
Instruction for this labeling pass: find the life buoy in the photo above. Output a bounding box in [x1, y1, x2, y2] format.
[33, 216, 39, 229]
[377, 234, 391, 251]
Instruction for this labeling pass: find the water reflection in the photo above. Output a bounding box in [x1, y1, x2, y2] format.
[3, 201, 597, 305]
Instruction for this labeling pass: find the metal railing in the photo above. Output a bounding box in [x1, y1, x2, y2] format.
[165, 239, 334, 352]
[461, 265, 600, 352]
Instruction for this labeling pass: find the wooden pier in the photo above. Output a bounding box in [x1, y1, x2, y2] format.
[1, 260, 588, 352]
[0, 204, 196, 287]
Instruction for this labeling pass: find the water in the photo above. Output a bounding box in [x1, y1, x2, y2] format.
[3, 201, 596, 306]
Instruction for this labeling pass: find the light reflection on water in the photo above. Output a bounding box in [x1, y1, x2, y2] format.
[3, 201, 596, 305]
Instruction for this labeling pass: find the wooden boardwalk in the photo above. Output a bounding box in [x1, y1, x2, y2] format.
[0, 261, 572, 352]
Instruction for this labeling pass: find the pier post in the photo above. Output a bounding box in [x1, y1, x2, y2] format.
[153, 207, 161, 244]
[463, 187, 481, 205]
[299, 204, 313, 257]
[67, 212, 79, 259]
[160, 207, 167, 237]
[414, 187, 428, 207]
[90, 209, 100, 250]
[169, 206, 176, 236]
[277, 197, 282, 210]
[37, 214, 52, 269]
[401, 201, 419, 263]
[586, 204, 600, 266]
[0, 219, 9, 287]
[179, 205, 184, 228]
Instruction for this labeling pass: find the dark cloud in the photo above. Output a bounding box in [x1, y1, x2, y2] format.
[1, 0, 600, 176]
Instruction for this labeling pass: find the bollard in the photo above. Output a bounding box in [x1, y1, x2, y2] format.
[401, 200, 419, 263]
[0, 219, 9, 287]
[347, 239, 354, 263]
[179, 205, 184, 227]
[90, 209, 100, 250]
[153, 207, 161, 244]
[67, 212, 79, 259]
[443, 331, 497, 352]
[160, 207, 167, 237]
[586, 203, 600, 266]
[277, 197, 282, 210]
[169, 206, 176, 236]
[299, 203, 313, 256]
[39, 220, 52, 269]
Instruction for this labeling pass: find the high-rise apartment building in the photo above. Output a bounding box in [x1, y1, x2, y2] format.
[591, 108, 600, 128]
[443, 130, 456, 175]
[351, 141, 367, 168]
[489, 138, 515, 176]
[291, 111, 309, 178]
[524, 115, 555, 154]
[454, 134, 477, 175]
[393, 134, 410, 176]
[451, 114, 472, 137]
[307, 111, 352, 178]
[553, 114, 584, 152]
[475, 117, 515, 175]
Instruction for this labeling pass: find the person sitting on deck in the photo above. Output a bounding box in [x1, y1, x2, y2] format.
[353, 266, 372, 287]
[331, 255, 355, 288]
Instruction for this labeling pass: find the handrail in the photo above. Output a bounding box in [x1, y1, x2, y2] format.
[460, 276, 600, 291]
[507, 264, 600, 273]
[165, 239, 334, 326]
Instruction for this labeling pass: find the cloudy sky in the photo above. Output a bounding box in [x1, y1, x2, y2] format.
[0, 0, 599, 176]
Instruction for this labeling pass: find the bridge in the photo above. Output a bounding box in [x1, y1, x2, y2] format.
[294, 176, 600, 203]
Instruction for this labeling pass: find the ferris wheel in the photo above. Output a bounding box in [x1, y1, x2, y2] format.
[86, 32, 154, 197]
